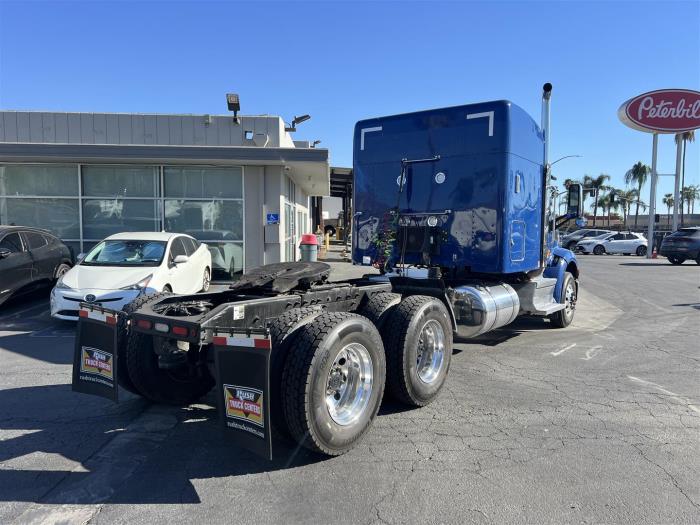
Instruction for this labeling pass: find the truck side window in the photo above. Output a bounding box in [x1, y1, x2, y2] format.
[0, 232, 23, 253]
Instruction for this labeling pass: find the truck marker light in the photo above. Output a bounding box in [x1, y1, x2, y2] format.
[154, 322, 169, 333]
[172, 325, 188, 336]
[79, 308, 116, 325]
[136, 319, 152, 330]
[213, 335, 271, 350]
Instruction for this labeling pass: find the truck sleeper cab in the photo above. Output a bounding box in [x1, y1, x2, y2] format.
[72, 85, 582, 459]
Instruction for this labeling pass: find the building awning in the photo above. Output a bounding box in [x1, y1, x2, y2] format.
[0, 142, 330, 196]
[330, 167, 352, 199]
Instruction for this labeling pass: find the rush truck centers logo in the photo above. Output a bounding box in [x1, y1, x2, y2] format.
[618, 89, 700, 133]
[223, 385, 264, 428]
[80, 346, 114, 380]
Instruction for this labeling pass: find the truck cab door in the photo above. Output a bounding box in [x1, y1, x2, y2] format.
[510, 221, 525, 261]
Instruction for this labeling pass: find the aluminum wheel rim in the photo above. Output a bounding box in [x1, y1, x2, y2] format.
[564, 281, 576, 318]
[57, 265, 69, 278]
[326, 343, 373, 426]
[203, 269, 210, 290]
[416, 319, 445, 384]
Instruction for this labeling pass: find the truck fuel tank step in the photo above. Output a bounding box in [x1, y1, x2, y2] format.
[511, 277, 565, 316]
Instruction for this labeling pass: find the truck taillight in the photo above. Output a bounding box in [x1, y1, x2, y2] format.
[172, 325, 188, 337]
[136, 319, 152, 330]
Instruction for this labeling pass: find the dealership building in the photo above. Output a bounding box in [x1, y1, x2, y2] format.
[0, 110, 330, 281]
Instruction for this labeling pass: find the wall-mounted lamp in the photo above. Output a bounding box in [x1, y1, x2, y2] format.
[226, 93, 240, 124]
[312, 140, 321, 148]
[285, 114, 311, 132]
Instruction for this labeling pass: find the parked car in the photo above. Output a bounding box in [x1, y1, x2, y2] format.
[560, 228, 612, 250]
[0, 226, 74, 307]
[659, 227, 700, 265]
[576, 232, 647, 256]
[51, 232, 212, 320]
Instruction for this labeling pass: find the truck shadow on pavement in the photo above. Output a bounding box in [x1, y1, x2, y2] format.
[0, 384, 341, 505]
[455, 315, 550, 347]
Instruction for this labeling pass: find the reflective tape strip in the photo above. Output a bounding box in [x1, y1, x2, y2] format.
[212, 335, 271, 350]
[79, 309, 117, 325]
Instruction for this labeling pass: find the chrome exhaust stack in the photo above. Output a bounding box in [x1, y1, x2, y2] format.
[542, 82, 552, 172]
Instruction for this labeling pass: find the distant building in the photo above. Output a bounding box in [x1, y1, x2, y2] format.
[0, 110, 329, 281]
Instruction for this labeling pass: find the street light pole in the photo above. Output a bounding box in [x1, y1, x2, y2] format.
[647, 134, 658, 259]
[672, 137, 682, 231]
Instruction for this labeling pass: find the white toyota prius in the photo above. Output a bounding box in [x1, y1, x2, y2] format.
[51, 232, 212, 320]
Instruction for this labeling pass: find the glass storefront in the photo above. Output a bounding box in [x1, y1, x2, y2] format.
[0, 163, 244, 281]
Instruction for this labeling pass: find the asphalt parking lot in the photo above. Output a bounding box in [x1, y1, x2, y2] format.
[1, 255, 698, 524]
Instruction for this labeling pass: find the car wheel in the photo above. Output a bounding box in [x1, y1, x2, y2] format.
[668, 255, 685, 265]
[54, 263, 71, 280]
[201, 268, 211, 292]
[566, 241, 577, 250]
[162, 284, 172, 293]
[636, 245, 647, 257]
[593, 245, 605, 255]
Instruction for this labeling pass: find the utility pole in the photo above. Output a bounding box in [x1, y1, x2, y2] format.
[672, 137, 682, 231]
[647, 134, 658, 258]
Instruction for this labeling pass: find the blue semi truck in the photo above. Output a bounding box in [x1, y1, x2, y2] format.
[71, 84, 584, 459]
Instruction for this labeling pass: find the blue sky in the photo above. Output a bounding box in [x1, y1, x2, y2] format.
[0, 0, 698, 212]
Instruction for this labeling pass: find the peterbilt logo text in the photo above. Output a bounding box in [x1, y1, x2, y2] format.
[619, 89, 700, 133]
[636, 97, 700, 121]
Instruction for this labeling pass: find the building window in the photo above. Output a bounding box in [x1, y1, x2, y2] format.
[81, 165, 161, 240]
[0, 164, 81, 241]
[0, 163, 245, 282]
[284, 176, 297, 262]
[164, 166, 244, 281]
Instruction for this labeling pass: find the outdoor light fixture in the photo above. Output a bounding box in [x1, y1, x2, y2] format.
[226, 93, 240, 123]
[285, 114, 311, 132]
[312, 140, 321, 147]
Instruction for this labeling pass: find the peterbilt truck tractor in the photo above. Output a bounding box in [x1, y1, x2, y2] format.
[72, 83, 584, 459]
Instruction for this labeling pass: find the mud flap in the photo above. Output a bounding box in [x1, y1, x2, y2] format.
[71, 304, 121, 403]
[213, 330, 272, 460]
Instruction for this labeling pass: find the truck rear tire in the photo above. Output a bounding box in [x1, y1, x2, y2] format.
[357, 291, 401, 330]
[282, 312, 386, 456]
[384, 295, 452, 407]
[116, 291, 172, 396]
[549, 272, 576, 328]
[124, 291, 215, 404]
[268, 306, 324, 437]
[125, 332, 215, 405]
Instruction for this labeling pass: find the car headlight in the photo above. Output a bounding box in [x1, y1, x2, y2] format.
[55, 274, 72, 289]
[120, 274, 153, 291]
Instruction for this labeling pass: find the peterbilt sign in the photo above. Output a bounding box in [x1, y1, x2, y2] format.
[618, 89, 700, 133]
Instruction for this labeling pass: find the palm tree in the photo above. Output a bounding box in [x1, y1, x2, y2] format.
[617, 188, 638, 227]
[624, 162, 651, 229]
[682, 185, 699, 215]
[662, 193, 674, 227]
[675, 131, 695, 226]
[597, 192, 620, 227]
[583, 173, 611, 227]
